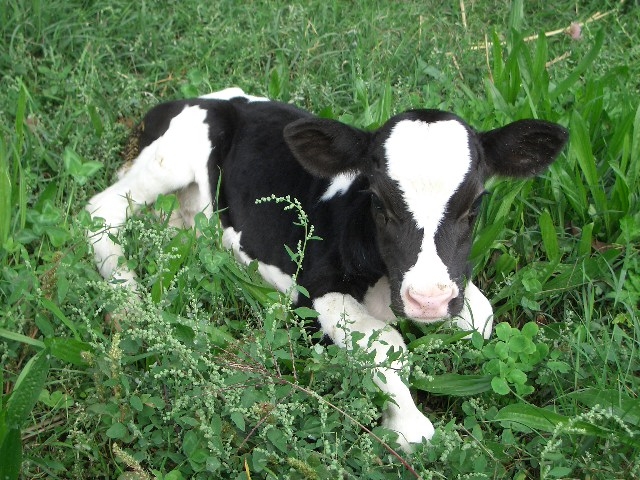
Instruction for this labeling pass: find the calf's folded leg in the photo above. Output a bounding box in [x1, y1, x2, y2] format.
[313, 292, 435, 452]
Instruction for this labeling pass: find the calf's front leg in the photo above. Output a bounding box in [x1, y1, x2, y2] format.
[313, 292, 434, 452]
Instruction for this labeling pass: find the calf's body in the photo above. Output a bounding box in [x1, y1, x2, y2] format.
[87, 87, 568, 451]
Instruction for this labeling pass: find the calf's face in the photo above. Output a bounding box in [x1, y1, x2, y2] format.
[284, 110, 568, 322]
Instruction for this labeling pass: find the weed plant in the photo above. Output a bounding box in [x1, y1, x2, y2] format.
[1, 0, 639, 479]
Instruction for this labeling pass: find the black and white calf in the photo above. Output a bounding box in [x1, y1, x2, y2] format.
[86, 87, 568, 451]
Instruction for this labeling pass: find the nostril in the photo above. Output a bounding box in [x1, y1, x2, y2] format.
[406, 285, 457, 310]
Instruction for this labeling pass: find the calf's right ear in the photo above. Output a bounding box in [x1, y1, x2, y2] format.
[481, 119, 569, 178]
[284, 118, 371, 178]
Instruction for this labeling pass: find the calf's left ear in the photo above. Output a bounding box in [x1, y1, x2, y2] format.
[284, 118, 371, 178]
[481, 119, 569, 178]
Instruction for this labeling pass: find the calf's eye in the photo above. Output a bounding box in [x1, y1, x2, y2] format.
[466, 191, 489, 223]
[370, 192, 388, 223]
[371, 193, 383, 211]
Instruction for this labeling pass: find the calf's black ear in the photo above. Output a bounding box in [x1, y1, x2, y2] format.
[481, 119, 569, 178]
[284, 118, 371, 178]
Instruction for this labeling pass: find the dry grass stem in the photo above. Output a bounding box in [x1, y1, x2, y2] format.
[446, 9, 615, 57]
[546, 51, 572, 68]
[460, 0, 467, 29]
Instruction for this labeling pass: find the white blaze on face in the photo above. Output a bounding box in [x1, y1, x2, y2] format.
[385, 119, 472, 320]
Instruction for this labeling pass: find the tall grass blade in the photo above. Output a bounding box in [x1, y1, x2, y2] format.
[568, 388, 640, 427]
[569, 110, 608, 232]
[14, 83, 27, 149]
[577, 223, 594, 256]
[507, 0, 524, 32]
[0, 328, 45, 349]
[0, 428, 22, 480]
[495, 403, 640, 448]
[629, 103, 640, 198]
[0, 139, 11, 247]
[539, 210, 559, 262]
[550, 29, 604, 101]
[413, 374, 492, 396]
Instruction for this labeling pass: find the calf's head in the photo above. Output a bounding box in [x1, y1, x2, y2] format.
[284, 110, 568, 322]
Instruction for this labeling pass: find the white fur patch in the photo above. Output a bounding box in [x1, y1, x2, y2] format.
[363, 277, 395, 321]
[87, 105, 213, 284]
[385, 119, 471, 231]
[385, 120, 471, 319]
[199, 87, 268, 103]
[222, 227, 298, 302]
[320, 172, 357, 201]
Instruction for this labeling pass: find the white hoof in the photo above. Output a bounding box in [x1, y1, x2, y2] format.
[383, 409, 435, 453]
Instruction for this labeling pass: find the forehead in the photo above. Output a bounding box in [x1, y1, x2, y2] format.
[383, 119, 473, 228]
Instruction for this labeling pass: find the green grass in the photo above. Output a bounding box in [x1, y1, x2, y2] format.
[1, 0, 640, 478]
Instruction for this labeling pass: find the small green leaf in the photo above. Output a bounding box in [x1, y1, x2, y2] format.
[508, 336, 529, 354]
[106, 422, 127, 439]
[182, 430, 204, 458]
[547, 361, 570, 374]
[495, 341, 509, 359]
[44, 337, 92, 366]
[547, 467, 573, 478]
[130, 396, 143, 412]
[521, 322, 538, 339]
[293, 306, 318, 319]
[491, 377, 510, 395]
[44, 226, 71, 247]
[63, 148, 103, 185]
[295, 284, 310, 298]
[494, 323, 512, 341]
[164, 470, 185, 480]
[154, 193, 179, 215]
[230, 411, 245, 431]
[470, 331, 484, 350]
[521, 271, 543, 294]
[199, 249, 228, 274]
[284, 244, 297, 261]
[520, 296, 540, 311]
[266, 427, 289, 454]
[206, 326, 234, 348]
[506, 368, 527, 385]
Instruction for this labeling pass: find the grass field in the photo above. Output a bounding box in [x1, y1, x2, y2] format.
[1, 0, 639, 478]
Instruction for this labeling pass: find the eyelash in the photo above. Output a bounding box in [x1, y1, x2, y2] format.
[370, 192, 389, 223]
[467, 191, 489, 220]
[371, 192, 384, 211]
